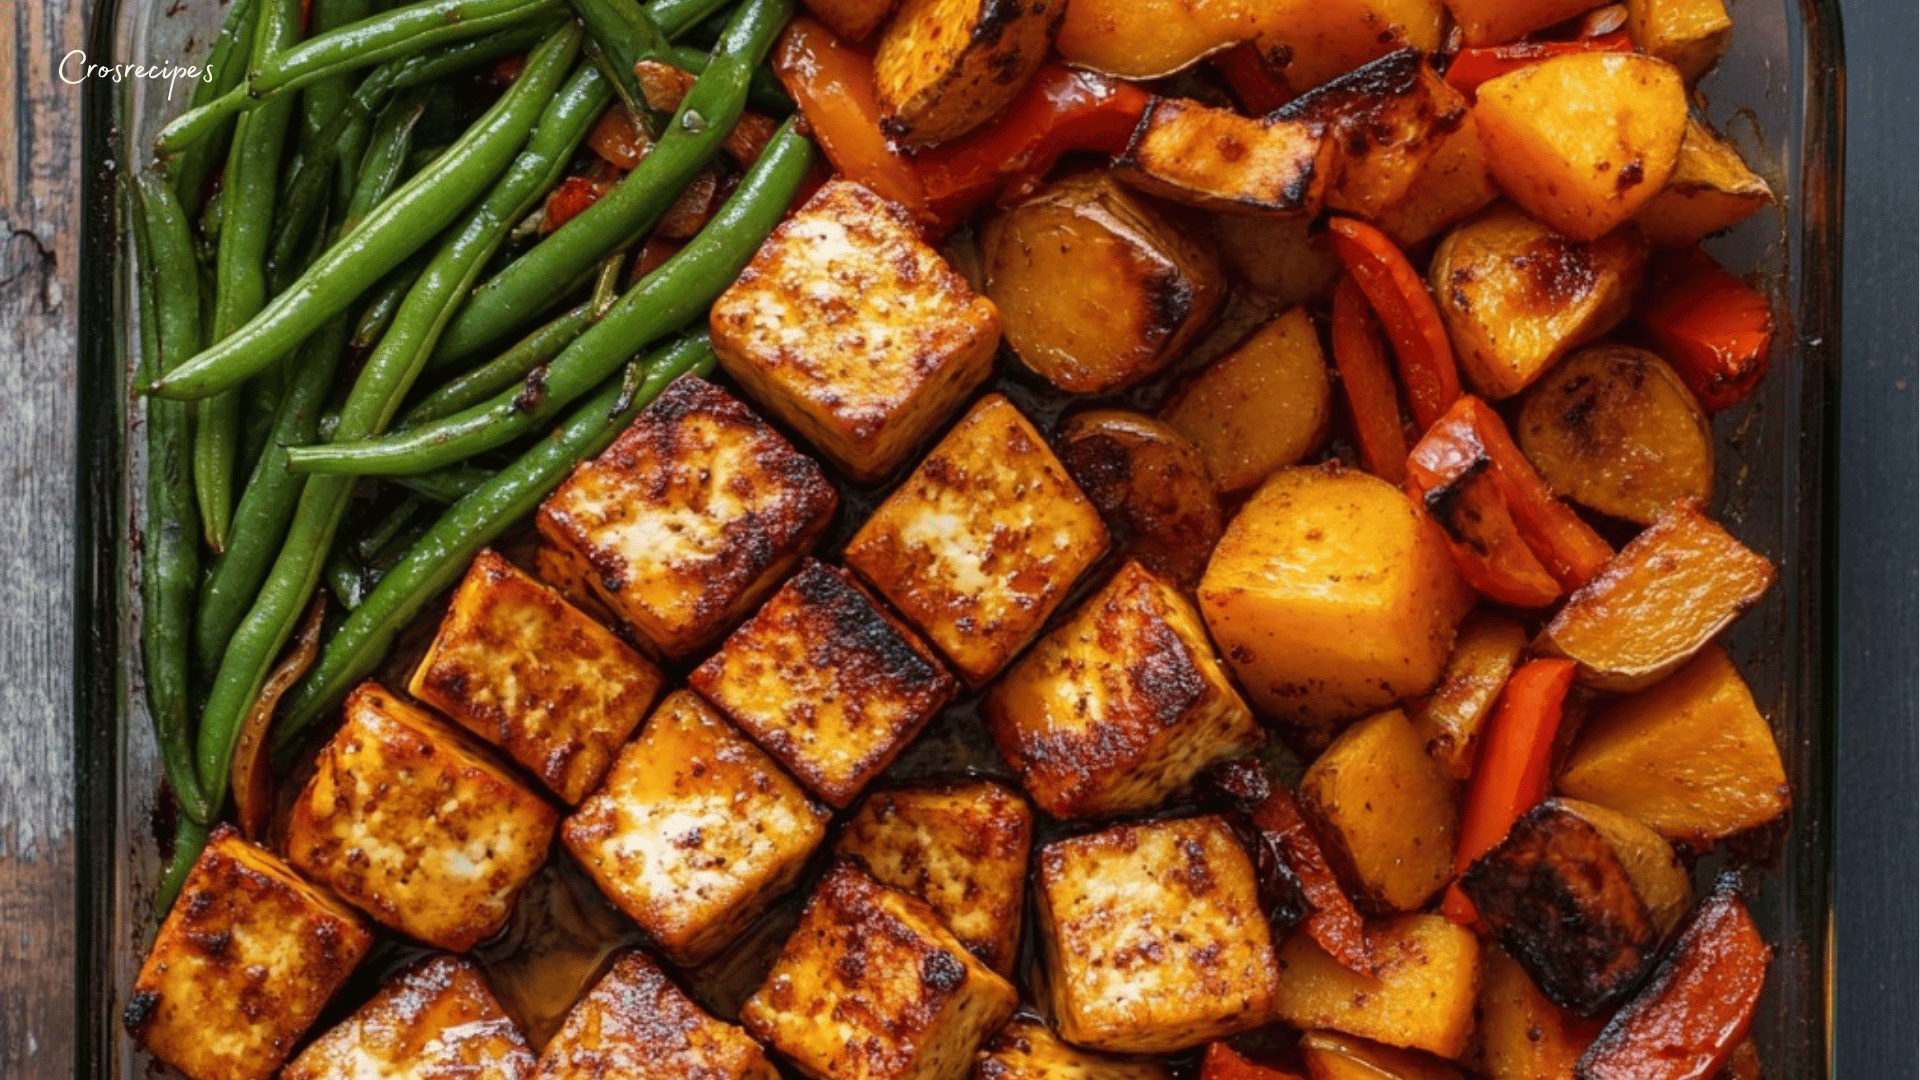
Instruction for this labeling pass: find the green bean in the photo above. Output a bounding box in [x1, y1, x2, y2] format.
[351, 254, 429, 349]
[395, 464, 497, 502]
[429, 0, 792, 365]
[170, 0, 259, 211]
[130, 173, 216, 827]
[353, 495, 427, 561]
[325, 545, 370, 610]
[571, 0, 672, 131]
[265, 0, 377, 279]
[191, 26, 584, 809]
[154, 816, 211, 915]
[301, 0, 376, 142]
[288, 121, 809, 476]
[277, 333, 715, 745]
[645, 0, 735, 37]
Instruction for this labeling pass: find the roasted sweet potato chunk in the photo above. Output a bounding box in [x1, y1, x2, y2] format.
[1273, 914, 1481, 1060]
[1057, 410, 1224, 589]
[1369, 109, 1498, 247]
[1626, 0, 1732, 81]
[1300, 709, 1460, 913]
[1633, 118, 1772, 247]
[1115, 97, 1330, 216]
[1410, 611, 1528, 779]
[1161, 308, 1334, 495]
[1273, 51, 1469, 219]
[1297, 1032, 1464, 1080]
[1053, 0, 1256, 79]
[1478, 947, 1606, 1080]
[1443, 0, 1602, 46]
[873, 0, 1066, 145]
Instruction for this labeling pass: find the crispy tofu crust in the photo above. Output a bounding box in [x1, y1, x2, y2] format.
[532, 951, 780, 1080]
[973, 1018, 1174, 1080]
[125, 826, 372, 1080]
[844, 395, 1109, 685]
[742, 862, 1020, 1080]
[562, 691, 830, 965]
[411, 549, 667, 804]
[537, 376, 838, 659]
[710, 181, 1001, 483]
[286, 682, 560, 951]
[283, 955, 536, 1080]
[1035, 817, 1280, 1054]
[873, 0, 1066, 146]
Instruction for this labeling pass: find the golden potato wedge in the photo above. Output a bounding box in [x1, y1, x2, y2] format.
[983, 173, 1225, 393]
[802, 0, 897, 41]
[1053, 0, 1256, 79]
[1627, 0, 1731, 81]
[1443, 0, 1600, 46]
[1517, 344, 1715, 525]
[1369, 108, 1498, 246]
[1557, 646, 1790, 847]
[1057, 410, 1224, 589]
[1300, 709, 1460, 913]
[1474, 53, 1689, 241]
[1273, 914, 1481, 1060]
[1538, 501, 1775, 690]
[1298, 1033, 1465, 1080]
[1115, 97, 1330, 216]
[1410, 611, 1528, 780]
[1273, 50, 1469, 219]
[1633, 118, 1773, 247]
[1431, 204, 1648, 399]
[873, 0, 1066, 145]
[1478, 947, 1605, 1080]
[1211, 214, 1341, 305]
[1253, 0, 1447, 95]
[1161, 308, 1334, 495]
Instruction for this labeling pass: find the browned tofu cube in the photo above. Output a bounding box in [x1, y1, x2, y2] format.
[1035, 817, 1280, 1054]
[562, 691, 831, 965]
[741, 862, 1019, 1080]
[287, 682, 559, 951]
[282, 956, 535, 1080]
[410, 548, 667, 804]
[690, 560, 959, 808]
[537, 376, 839, 659]
[834, 781, 1035, 974]
[125, 826, 372, 1080]
[987, 561, 1263, 820]
[973, 1018, 1175, 1080]
[844, 395, 1109, 685]
[710, 180, 1001, 483]
[533, 950, 780, 1080]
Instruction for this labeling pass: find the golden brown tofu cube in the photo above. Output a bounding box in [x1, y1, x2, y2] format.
[562, 691, 831, 965]
[410, 548, 667, 804]
[974, 1018, 1175, 1080]
[844, 394, 1109, 685]
[125, 826, 372, 1080]
[287, 682, 559, 951]
[1114, 97, 1330, 216]
[691, 560, 960, 808]
[710, 180, 1000, 483]
[834, 781, 1035, 974]
[283, 956, 535, 1080]
[537, 376, 839, 659]
[533, 951, 781, 1080]
[988, 561, 1263, 820]
[873, 0, 1065, 145]
[1273, 914, 1481, 1060]
[1035, 816, 1280, 1054]
[742, 862, 1020, 1080]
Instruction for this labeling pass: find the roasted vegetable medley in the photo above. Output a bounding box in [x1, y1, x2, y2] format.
[123, 0, 1790, 1077]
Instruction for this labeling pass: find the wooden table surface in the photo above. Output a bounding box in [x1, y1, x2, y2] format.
[3, 3, 1913, 1077]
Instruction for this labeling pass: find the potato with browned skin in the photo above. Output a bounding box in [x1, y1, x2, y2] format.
[1441, 0, 1597, 45]
[1633, 118, 1773, 247]
[1411, 611, 1529, 779]
[1161, 308, 1334, 495]
[1115, 98, 1330, 216]
[1370, 109, 1499, 246]
[1057, 410, 1224, 589]
[1250, 0, 1445, 95]
[874, 0, 1066, 145]
[1477, 948, 1606, 1080]
[1626, 0, 1733, 81]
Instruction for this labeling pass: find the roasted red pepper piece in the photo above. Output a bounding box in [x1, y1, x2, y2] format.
[772, 16, 931, 223]
[1328, 216, 1463, 431]
[1445, 31, 1633, 93]
[1447, 396, 1615, 591]
[1408, 403, 1565, 607]
[1215, 43, 1293, 114]
[1638, 247, 1775, 413]
[1332, 276, 1413, 485]
[1201, 1042, 1309, 1080]
[1250, 785, 1376, 976]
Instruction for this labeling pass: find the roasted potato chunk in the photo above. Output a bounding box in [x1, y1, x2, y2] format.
[1057, 410, 1224, 590]
[284, 956, 535, 1080]
[1198, 465, 1472, 742]
[1274, 914, 1480, 1060]
[1272, 51, 1468, 219]
[1161, 307, 1334, 495]
[287, 682, 558, 951]
[873, 0, 1066, 145]
[803, 0, 897, 40]
[1251, 0, 1445, 95]
[1627, 0, 1732, 81]
[1477, 947, 1605, 1080]
[1053, 0, 1256, 79]
[1430, 205, 1648, 400]
[1517, 345, 1715, 525]
[1036, 816, 1280, 1053]
[1115, 98, 1330, 216]
[844, 394, 1109, 685]
[1460, 798, 1692, 1015]
[710, 180, 1000, 482]
[1298, 1032, 1465, 1080]
[537, 376, 838, 659]
[533, 951, 780, 1080]
[983, 173, 1225, 393]
[125, 827, 372, 1080]
[835, 782, 1034, 974]
[1300, 709, 1460, 912]
[1200, 1042, 1308, 1080]
[1538, 500, 1775, 690]
[742, 862, 1019, 1080]
[1410, 611, 1528, 779]
[987, 561, 1264, 819]
[1370, 110, 1498, 246]
[1557, 646, 1789, 846]
[691, 560, 959, 808]
[1474, 54, 1689, 241]
[976, 1019, 1175, 1080]
[410, 548, 667, 804]
[1441, 0, 1598, 45]
[1633, 118, 1773, 247]
[1210, 214, 1341, 305]
[562, 691, 830, 965]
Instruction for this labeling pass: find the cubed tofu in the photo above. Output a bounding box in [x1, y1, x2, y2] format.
[834, 781, 1035, 974]
[1114, 97, 1330, 216]
[690, 560, 960, 808]
[537, 376, 838, 659]
[974, 1018, 1175, 1080]
[844, 395, 1109, 685]
[873, 0, 1065, 145]
[710, 180, 1001, 483]
[1035, 817, 1280, 1054]
[287, 682, 559, 951]
[283, 956, 535, 1080]
[1272, 914, 1481, 1060]
[125, 826, 372, 1080]
[562, 691, 831, 965]
[533, 951, 781, 1080]
[987, 561, 1263, 819]
[410, 548, 667, 804]
[741, 862, 1020, 1080]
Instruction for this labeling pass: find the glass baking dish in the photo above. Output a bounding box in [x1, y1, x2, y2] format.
[71, 0, 1845, 1075]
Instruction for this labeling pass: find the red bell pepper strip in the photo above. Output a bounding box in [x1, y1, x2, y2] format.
[1442, 396, 1614, 590]
[1201, 1042, 1309, 1080]
[1215, 43, 1292, 114]
[1443, 658, 1577, 925]
[1408, 407, 1565, 608]
[1444, 31, 1632, 93]
[772, 16, 931, 223]
[1638, 247, 1775, 412]
[1250, 785, 1376, 976]
[1328, 216, 1463, 431]
[1331, 276, 1412, 485]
